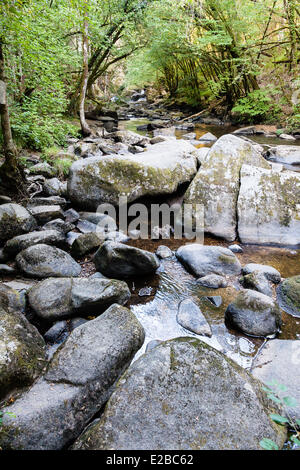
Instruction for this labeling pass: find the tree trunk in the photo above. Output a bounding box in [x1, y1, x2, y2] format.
[0, 41, 25, 194]
[78, 10, 91, 137]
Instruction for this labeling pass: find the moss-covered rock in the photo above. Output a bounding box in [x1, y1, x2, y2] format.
[67, 140, 197, 209]
[238, 164, 300, 245]
[0, 284, 25, 314]
[16, 244, 81, 278]
[225, 289, 282, 337]
[0, 305, 144, 450]
[277, 275, 300, 318]
[72, 338, 286, 450]
[28, 277, 131, 321]
[184, 135, 270, 242]
[0, 310, 45, 400]
[0, 204, 37, 242]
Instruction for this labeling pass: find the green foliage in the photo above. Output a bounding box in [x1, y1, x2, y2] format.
[261, 381, 300, 451]
[260, 438, 279, 451]
[232, 89, 282, 124]
[0, 411, 15, 427]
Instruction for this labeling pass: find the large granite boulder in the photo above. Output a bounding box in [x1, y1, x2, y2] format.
[176, 244, 241, 277]
[16, 244, 81, 278]
[94, 241, 160, 279]
[225, 290, 282, 337]
[251, 339, 300, 421]
[0, 305, 145, 450]
[72, 338, 286, 450]
[4, 230, 65, 256]
[237, 165, 300, 245]
[0, 204, 37, 242]
[184, 135, 270, 241]
[277, 275, 300, 318]
[68, 140, 197, 208]
[0, 310, 45, 400]
[28, 277, 131, 321]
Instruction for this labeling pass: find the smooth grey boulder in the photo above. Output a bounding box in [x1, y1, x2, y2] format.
[72, 338, 286, 450]
[225, 290, 282, 337]
[43, 178, 67, 197]
[16, 244, 81, 278]
[42, 218, 74, 234]
[156, 245, 173, 259]
[264, 146, 300, 166]
[68, 140, 197, 209]
[94, 241, 160, 279]
[28, 205, 63, 224]
[184, 135, 270, 241]
[71, 232, 101, 257]
[177, 299, 212, 337]
[0, 305, 145, 450]
[196, 274, 228, 289]
[4, 230, 65, 256]
[251, 339, 300, 421]
[277, 275, 300, 317]
[0, 203, 37, 242]
[29, 162, 56, 178]
[28, 277, 131, 321]
[238, 165, 300, 246]
[242, 263, 281, 284]
[176, 244, 242, 278]
[241, 271, 273, 297]
[0, 284, 25, 314]
[0, 310, 45, 400]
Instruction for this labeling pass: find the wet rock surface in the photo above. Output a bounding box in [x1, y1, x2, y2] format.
[177, 299, 212, 337]
[73, 338, 286, 450]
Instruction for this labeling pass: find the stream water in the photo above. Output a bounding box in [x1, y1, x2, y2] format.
[121, 117, 300, 368]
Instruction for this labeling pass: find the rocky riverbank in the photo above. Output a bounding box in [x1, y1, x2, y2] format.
[0, 96, 299, 450]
